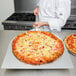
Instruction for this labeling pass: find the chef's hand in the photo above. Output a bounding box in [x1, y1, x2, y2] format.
[33, 6, 39, 16]
[33, 22, 49, 27]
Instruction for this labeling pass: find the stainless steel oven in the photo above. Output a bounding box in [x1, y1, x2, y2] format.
[2, 0, 38, 30]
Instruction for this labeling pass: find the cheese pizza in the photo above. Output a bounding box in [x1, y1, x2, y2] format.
[64, 34, 76, 55]
[12, 31, 64, 65]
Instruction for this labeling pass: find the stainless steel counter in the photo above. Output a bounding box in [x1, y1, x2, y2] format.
[0, 30, 76, 76]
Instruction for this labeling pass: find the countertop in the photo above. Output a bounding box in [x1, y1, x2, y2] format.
[0, 30, 76, 76]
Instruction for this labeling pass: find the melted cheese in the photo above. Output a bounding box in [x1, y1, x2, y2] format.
[16, 32, 58, 55]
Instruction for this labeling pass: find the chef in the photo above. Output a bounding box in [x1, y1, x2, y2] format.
[33, 0, 71, 31]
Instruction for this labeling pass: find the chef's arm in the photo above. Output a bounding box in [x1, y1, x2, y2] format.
[48, 0, 71, 31]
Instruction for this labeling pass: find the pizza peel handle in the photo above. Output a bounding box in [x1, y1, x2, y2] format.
[35, 15, 41, 31]
[35, 26, 41, 31]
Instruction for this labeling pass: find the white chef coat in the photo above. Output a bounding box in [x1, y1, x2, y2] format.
[37, 0, 71, 31]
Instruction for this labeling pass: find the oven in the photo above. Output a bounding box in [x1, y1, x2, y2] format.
[2, 12, 36, 30]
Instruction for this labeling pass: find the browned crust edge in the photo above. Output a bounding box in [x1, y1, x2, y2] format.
[64, 34, 76, 54]
[12, 31, 64, 65]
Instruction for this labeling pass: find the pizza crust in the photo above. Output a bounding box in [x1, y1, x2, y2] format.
[12, 31, 64, 65]
[64, 34, 76, 55]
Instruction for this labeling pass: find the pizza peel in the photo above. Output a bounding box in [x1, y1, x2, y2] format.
[1, 16, 74, 69]
[34, 15, 41, 31]
[1, 30, 74, 69]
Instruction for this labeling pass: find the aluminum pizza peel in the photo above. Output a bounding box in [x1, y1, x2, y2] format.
[1, 15, 73, 69]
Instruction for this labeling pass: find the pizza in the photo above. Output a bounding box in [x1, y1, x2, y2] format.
[64, 34, 76, 55]
[12, 31, 64, 65]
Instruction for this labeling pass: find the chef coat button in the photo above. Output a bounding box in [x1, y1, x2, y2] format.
[59, 13, 63, 16]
